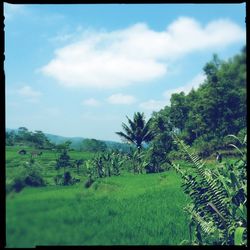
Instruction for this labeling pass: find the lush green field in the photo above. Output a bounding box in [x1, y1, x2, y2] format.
[6, 170, 190, 247]
[6, 146, 95, 164]
[6, 146, 95, 185]
[7, 146, 240, 247]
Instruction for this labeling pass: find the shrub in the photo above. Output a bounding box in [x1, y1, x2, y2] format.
[8, 165, 46, 193]
[25, 168, 45, 187]
[63, 171, 72, 185]
[12, 175, 26, 192]
[84, 178, 94, 188]
[54, 174, 64, 185]
[55, 150, 71, 171]
[54, 171, 79, 186]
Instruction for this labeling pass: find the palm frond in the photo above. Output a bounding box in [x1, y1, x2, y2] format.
[115, 132, 134, 144]
[117, 112, 154, 149]
[126, 116, 136, 132]
[134, 112, 145, 129]
[121, 123, 135, 140]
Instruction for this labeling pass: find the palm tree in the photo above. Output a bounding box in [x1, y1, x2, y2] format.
[116, 112, 154, 153]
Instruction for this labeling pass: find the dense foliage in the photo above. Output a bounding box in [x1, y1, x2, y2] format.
[172, 134, 247, 245]
[6, 159, 46, 193]
[6, 127, 54, 149]
[150, 47, 246, 157]
[84, 151, 128, 187]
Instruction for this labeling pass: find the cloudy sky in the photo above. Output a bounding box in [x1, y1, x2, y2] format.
[5, 3, 246, 141]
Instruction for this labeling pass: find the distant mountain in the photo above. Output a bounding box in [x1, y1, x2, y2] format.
[44, 133, 85, 150]
[6, 128, 131, 152]
[44, 133, 84, 144]
[45, 133, 131, 152]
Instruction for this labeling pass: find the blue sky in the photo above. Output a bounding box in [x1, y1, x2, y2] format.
[4, 3, 246, 142]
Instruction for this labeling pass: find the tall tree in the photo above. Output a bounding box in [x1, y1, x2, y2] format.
[55, 149, 71, 174]
[149, 46, 246, 156]
[6, 130, 16, 146]
[56, 140, 72, 153]
[16, 127, 30, 143]
[116, 112, 154, 152]
[169, 92, 189, 132]
[32, 130, 50, 149]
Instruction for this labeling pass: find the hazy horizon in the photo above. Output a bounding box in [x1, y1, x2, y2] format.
[6, 127, 123, 143]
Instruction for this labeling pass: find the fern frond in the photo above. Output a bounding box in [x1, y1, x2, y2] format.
[226, 134, 242, 145]
[172, 134, 232, 230]
[228, 144, 244, 157]
[185, 205, 217, 235]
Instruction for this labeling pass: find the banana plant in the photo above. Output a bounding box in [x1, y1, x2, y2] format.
[84, 159, 96, 188]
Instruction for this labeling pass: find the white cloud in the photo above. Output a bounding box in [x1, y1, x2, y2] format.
[40, 17, 245, 89]
[107, 93, 136, 105]
[139, 99, 167, 112]
[82, 98, 101, 107]
[163, 73, 206, 103]
[18, 85, 42, 102]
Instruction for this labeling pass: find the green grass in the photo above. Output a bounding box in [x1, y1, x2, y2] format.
[6, 145, 240, 247]
[6, 146, 95, 164]
[6, 171, 190, 247]
[5, 146, 95, 184]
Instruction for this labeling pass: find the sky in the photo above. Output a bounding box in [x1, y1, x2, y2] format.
[4, 3, 246, 142]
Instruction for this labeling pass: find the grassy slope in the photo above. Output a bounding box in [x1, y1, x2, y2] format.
[6, 146, 95, 185]
[6, 146, 240, 247]
[6, 171, 190, 247]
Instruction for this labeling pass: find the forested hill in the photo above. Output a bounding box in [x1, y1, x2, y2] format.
[44, 133, 85, 148]
[150, 46, 246, 157]
[45, 134, 131, 152]
[6, 128, 130, 152]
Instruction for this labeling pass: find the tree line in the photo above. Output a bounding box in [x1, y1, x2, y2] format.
[150, 46, 246, 157]
[6, 127, 128, 153]
[6, 127, 54, 149]
[116, 46, 246, 161]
